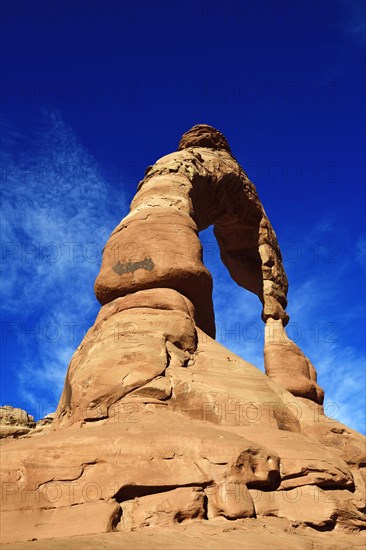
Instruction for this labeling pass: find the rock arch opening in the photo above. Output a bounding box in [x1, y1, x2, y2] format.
[199, 225, 264, 370]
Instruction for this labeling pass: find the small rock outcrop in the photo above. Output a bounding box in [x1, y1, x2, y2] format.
[0, 125, 364, 547]
[0, 405, 35, 438]
[0, 407, 55, 439]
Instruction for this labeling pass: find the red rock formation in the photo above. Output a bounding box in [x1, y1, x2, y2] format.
[90, 123, 321, 407]
[0, 125, 364, 547]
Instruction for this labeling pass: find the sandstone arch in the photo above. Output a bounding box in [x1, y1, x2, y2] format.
[92, 124, 322, 408]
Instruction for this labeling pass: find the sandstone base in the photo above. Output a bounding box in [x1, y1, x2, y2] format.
[2, 518, 365, 550]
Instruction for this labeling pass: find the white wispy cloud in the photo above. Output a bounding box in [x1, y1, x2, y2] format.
[283, 221, 365, 434]
[1, 111, 124, 415]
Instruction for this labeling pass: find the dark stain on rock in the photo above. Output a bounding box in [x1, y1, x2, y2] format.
[112, 257, 154, 275]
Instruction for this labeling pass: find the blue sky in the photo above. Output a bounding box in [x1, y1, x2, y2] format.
[0, 0, 365, 432]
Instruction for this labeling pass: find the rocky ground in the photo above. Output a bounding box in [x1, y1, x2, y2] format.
[3, 518, 365, 550]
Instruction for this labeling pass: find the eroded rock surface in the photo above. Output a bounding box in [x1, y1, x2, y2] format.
[1, 125, 364, 547]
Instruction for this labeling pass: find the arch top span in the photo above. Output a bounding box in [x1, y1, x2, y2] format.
[178, 124, 232, 153]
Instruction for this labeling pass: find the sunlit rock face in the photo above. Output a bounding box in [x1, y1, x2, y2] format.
[0, 406, 35, 438]
[1, 125, 364, 547]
